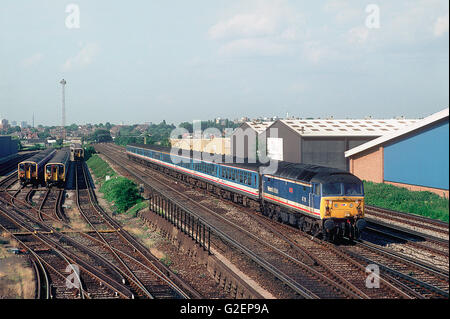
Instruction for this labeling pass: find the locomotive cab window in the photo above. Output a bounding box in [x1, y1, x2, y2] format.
[343, 183, 363, 196]
[322, 183, 342, 196]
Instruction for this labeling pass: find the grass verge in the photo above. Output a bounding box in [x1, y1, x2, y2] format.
[364, 181, 449, 222]
[86, 154, 116, 184]
[86, 155, 142, 214]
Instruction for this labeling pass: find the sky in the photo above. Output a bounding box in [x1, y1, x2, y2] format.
[0, 0, 448, 126]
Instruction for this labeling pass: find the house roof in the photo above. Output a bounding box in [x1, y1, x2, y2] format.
[345, 108, 449, 158]
[274, 118, 418, 137]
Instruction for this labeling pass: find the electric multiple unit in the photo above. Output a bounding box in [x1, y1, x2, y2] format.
[18, 149, 56, 186]
[44, 148, 70, 187]
[70, 143, 84, 161]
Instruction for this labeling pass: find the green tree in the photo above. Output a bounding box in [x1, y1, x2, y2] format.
[88, 129, 113, 143]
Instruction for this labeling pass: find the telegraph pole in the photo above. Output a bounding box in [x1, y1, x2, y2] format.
[60, 79, 66, 140]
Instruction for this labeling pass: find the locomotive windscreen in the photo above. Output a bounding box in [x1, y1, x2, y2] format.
[322, 182, 363, 196]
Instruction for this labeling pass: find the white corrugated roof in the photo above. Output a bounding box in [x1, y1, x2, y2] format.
[244, 121, 274, 134]
[277, 118, 418, 137]
[345, 108, 449, 158]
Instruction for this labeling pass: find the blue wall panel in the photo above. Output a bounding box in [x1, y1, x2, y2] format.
[384, 120, 449, 190]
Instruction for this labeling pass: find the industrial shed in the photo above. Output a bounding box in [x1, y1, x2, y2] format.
[264, 119, 418, 171]
[0, 135, 18, 160]
[230, 121, 273, 160]
[345, 108, 449, 198]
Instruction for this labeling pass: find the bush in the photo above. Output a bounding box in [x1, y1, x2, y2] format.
[364, 181, 449, 222]
[84, 145, 96, 161]
[100, 177, 142, 213]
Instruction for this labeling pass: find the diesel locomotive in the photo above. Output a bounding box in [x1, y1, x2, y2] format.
[125, 143, 367, 241]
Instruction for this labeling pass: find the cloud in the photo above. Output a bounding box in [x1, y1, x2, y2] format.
[21, 53, 43, 68]
[324, 0, 361, 24]
[62, 43, 99, 71]
[434, 14, 449, 37]
[208, 0, 304, 57]
[218, 38, 289, 57]
[347, 26, 369, 44]
[302, 41, 330, 63]
[208, 13, 277, 39]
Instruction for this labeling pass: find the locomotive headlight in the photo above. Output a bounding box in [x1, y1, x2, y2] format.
[349, 203, 354, 208]
[334, 204, 338, 208]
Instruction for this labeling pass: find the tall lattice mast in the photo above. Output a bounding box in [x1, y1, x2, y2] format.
[60, 79, 66, 139]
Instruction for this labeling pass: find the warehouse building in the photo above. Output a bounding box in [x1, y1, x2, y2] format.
[170, 137, 231, 155]
[263, 118, 418, 171]
[0, 135, 19, 162]
[230, 121, 273, 160]
[345, 108, 449, 198]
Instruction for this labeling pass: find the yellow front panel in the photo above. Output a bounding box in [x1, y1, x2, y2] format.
[320, 197, 364, 219]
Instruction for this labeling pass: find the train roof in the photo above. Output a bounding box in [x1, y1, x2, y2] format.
[71, 143, 82, 149]
[271, 162, 362, 184]
[20, 148, 55, 164]
[127, 143, 261, 171]
[47, 148, 69, 164]
[127, 143, 362, 184]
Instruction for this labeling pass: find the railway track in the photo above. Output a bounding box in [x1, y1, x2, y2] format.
[363, 222, 449, 265]
[0, 160, 197, 299]
[39, 187, 69, 223]
[96, 143, 449, 299]
[0, 206, 133, 299]
[74, 160, 198, 299]
[365, 205, 449, 241]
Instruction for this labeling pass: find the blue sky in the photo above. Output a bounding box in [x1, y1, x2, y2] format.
[0, 0, 448, 125]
